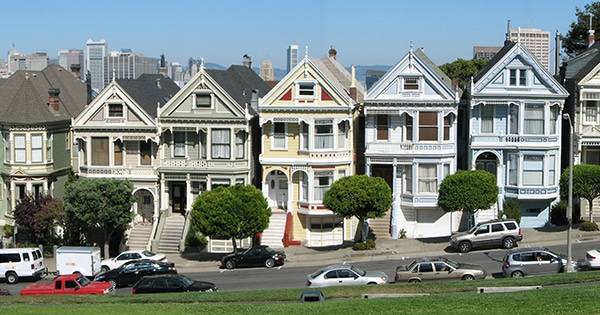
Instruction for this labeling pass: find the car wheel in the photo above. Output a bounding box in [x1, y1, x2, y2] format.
[408, 279, 421, 284]
[462, 274, 475, 281]
[502, 237, 515, 249]
[109, 280, 117, 288]
[5, 272, 18, 285]
[367, 282, 377, 285]
[265, 258, 275, 268]
[101, 266, 110, 273]
[225, 260, 235, 270]
[511, 270, 524, 278]
[458, 241, 472, 253]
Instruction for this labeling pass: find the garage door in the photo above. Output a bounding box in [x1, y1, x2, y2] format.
[308, 217, 343, 247]
[415, 208, 451, 238]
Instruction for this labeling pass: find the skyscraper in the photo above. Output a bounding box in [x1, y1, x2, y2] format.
[25, 52, 48, 71]
[260, 59, 274, 81]
[7, 49, 26, 74]
[509, 28, 550, 70]
[85, 39, 107, 91]
[59, 49, 84, 78]
[103, 49, 159, 85]
[286, 44, 299, 73]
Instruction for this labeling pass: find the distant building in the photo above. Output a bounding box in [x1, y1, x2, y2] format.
[85, 39, 107, 91]
[0, 58, 8, 78]
[58, 49, 84, 78]
[103, 49, 159, 85]
[509, 28, 550, 70]
[286, 44, 298, 73]
[25, 52, 49, 71]
[7, 49, 26, 74]
[168, 62, 184, 83]
[365, 69, 386, 90]
[473, 46, 502, 61]
[260, 59, 274, 81]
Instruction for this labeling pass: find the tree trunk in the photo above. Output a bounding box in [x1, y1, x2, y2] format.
[231, 236, 237, 253]
[361, 219, 368, 243]
[589, 199, 594, 223]
[103, 230, 112, 259]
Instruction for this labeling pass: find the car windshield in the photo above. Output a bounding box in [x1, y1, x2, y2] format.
[350, 266, 366, 276]
[264, 247, 276, 254]
[179, 276, 194, 287]
[310, 267, 328, 279]
[142, 250, 155, 257]
[467, 225, 479, 233]
[440, 258, 459, 269]
[77, 277, 91, 287]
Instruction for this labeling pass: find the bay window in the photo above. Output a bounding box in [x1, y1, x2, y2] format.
[376, 115, 388, 141]
[211, 129, 230, 159]
[523, 155, 543, 186]
[235, 132, 245, 159]
[509, 104, 519, 134]
[480, 105, 493, 133]
[524, 103, 544, 135]
[337, 121, 347, 148]
[314, 171, 333, 202]
[548, 155, 556, 186]
[419, 112, 438, 141]
[3, 133, 9, 163]
[91, 137, 109, 166]
[46, 133, 52, 163]
[173, 132, 185, 158]
[314, 121, 333, 149]
[403, 165, 413, 194]
[300, 122, 309, 150]
[418, 164, 437, 193]
[272, 123, 286, 149]
[585, 101, 599, 123]
[508, 153, 518, 186]
[199, 131, 207, 159]
[14, 134, 25, 163]
[443, 115, 452, 141]
[550, 105, 560, 134]
[443, 163, 451, 179]
[140, 141, 152, 165]
[300, 172, 308, 202]
[31, 134, 43, 163]
[405, 114, 413, 141]
[114, 140, 123, 165]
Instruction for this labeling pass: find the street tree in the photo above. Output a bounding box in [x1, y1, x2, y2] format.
[64, 178, 134, 258]
[438, 170, 498, 228]
[13, 195, 64, 245]
[191, 184, 270, 253]
[563, 2, 600, 55]
[439, 58, 487, 91]
[323, 175, 392, 242]
[560, 164, 600, 222]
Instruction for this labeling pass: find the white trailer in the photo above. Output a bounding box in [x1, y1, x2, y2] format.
[56, 247, 102, 278]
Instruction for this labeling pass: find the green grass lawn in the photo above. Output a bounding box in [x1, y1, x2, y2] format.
[2, 272, 600, 314]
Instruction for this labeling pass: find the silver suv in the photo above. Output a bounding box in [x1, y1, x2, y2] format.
[502, 248, 570, 277]
[449, 220, 522, 253]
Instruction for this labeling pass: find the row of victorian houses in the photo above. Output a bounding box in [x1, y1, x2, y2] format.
[2, 38, 599, 253]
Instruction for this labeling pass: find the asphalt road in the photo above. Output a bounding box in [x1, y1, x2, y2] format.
[3, 240, 600, 295]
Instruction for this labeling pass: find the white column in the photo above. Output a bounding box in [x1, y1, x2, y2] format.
[365, 160, 371, 176]
[160, 177, 168, 211]
[308, 170, 315, 203]
[153, 185, 160, 222]
[308, 121, 314, 150]
[332, 119, 338, 149]
[86, 137, 92, 166]
[230, 128, 235, 161]
[42, 181, 48, 194]
[391, 163, 399, 239]
[286, 178, 293, 213]
[10, 181, 15, 213]
[186, 174, 192, 212]
[413, 112, 419, 142]
[108, 138, 114, 166]
[437, 111, 443, 143]
[206, 129, 212, 160]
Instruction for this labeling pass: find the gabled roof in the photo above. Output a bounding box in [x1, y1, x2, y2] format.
[414, 48, 454, 91]
[563, 42, 600, 82]
[206, 65, 271, 114]
[316, 56, 365, 103]
[0, 64, 86, 125]
[473, 41, 517, 83]
[117, 74, 179, 118]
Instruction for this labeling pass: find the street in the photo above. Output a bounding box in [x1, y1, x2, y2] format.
[3, 240, 600, 296]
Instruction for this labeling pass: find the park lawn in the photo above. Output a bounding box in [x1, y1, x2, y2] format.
[1, 284, 599, 315]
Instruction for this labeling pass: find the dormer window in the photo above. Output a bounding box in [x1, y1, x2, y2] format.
[509, 69, 527, 86]
[195, 93, 211, 108]
[108, 104, 123, 117]
[297, 82, 316, 98]
[403, 77, 420, 91]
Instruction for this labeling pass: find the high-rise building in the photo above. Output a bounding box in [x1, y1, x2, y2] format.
[103, 49, 159, 85]
[168, 62, 184, 85]
[58, 49, 84, 78]
[260, 59, 274, 81]
[26, 52, 48, 71]
[286, 44, 299, 73]
[0, 58, 8, 78]
[7, 49, 26, 73]
[509, 28, 550, 70]
[85, 39, 107, 91]
[473, 46, 502, 61]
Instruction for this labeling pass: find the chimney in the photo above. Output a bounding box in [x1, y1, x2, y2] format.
[48, 88, 60, 111]
[555, 31, 562, 76]
[328, 46, 337, 60]
[349, 65, 357, 101]
[242, 54, 252, 68]
[85, 71, 92, 104]
[70, 64, 81, 79]
[504, 19, 512, 46]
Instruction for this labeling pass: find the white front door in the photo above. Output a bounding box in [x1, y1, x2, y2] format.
[267, 172, 288, 209]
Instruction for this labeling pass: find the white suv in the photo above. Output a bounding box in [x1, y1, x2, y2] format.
[0, 248, 46, 284]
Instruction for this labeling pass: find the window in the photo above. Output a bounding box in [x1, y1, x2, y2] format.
[403, 165, 413, 194]
[418, 263, 433, 273]
[114, 140, 123, 166]
[272, 123, 286, 149]
[376, 115, 388, 141]
[480, 105, 493, 133]
[31, 134, 43, 163]
[523, 155, 543, 186]
[509, 69, 517, 86]
[475, 225, 489, 235]
[211, 129, 230, 159]
[524, 104, 544, 134]
[337, 121, 347, 149]
[47, 133, 53, 162]
[108, 104, 123, 117]
[338, 169, 346, 179]
[140, 141, 151, 166]
[508, 154, 518, 186]
[236, 132, 245, 159]
[405, 114, 413, 141]
[199, 131, 207, 159]
[3, 133, 9, 163]
[434, 262, 451, 272]
[298, 82, 315, 97]
[91, 137, 109, 166]
[548, 155, 556, 186]
[337, 269, 355, 278]
[195, 93, 211, 108]
[22, 252, 30, 262]
[314, 171, 333, 201]
[324, 270, 338, 279]
[314, 121, 333, 149]
[65, 281, 77, 289]
[300, 172, 308, 202]
[509, 104, 519, 134]
[491, 224, 505, 232]
[14, 134, 25, 163]
[0, 253, 21, 263]
[300, 122, 309, 150]
[585, 101, 598, 123]
[403, 77, 419, 91]
[173, 132, 185, 158]
[550, 105, 559, 134]
[505, 222, 517, 230]
[55, 280, 62, 290]
[443, 115, 452, 141]
[32, 184, 42, 200]
[519, 69, 527, 86]
[419, 112, 438, 141]
[16, 184, 26, 201]
[418, 164, 437, 193]
[443, 163, 451, 179]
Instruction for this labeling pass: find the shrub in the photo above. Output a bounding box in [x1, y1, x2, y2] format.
[550, 201, 582, 226]
[581, 221, 599, 231]
[352, 239, 376, 251]
[185, 227, 207, 250]
[399, 229, 407, 239]
[2, 225, 13, 238]
[503, 199, 521, 224]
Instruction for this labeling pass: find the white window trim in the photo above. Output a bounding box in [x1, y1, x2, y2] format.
[105, 100, 126, 119]
[401, 76, 422, 93]
[507, 68, 530, 87]
[295, 80, 317, 100]
[479, 104, 495, 134]
[192, 90, 214, 109]
[523, 103, 545, 136]
[13, 133, 26, 164]
[417, 163, 438, 195]
[313, 120, 335, 151]
[374, 114, 391, 142]
[138, 141, 153, 167]
[583, 100, 599, 125]
[172, 131, 187, 158]
[271, 122, 288, 151]
[30, 133, 44, 163]
[522, 154, 545, 187]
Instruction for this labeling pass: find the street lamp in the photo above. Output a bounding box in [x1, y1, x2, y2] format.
[563, 113, 574, 272]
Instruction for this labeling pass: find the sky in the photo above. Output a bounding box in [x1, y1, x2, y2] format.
[0, 0, 593, 68]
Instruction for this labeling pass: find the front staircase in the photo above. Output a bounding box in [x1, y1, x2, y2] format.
[260, 210, 286, 248]
[369, 209, 392, 240]
[157, 214, 186, 254]
[127, 223, 153, 250]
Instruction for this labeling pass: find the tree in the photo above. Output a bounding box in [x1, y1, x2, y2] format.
[563, 2, 600, 55]
[439, 58, 487, 91]
[438, 170, 498, 228]
[191, 184, 270, 253]
[64, 178, 134, 258]
[13, 195, 64, 245]
[560, 164, 600, 222]
[323, 175, 392, 242]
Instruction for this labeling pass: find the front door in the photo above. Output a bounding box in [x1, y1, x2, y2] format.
[171, 183, 187, 214]
[267, 172, 288, 209]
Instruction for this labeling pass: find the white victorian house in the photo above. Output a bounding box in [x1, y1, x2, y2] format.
[469, 41, 568, 228]
[364, 48, 460, 239]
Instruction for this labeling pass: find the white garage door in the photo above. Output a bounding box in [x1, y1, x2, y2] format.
[415, 208, 451, 238]
[308, 217, 343, 247]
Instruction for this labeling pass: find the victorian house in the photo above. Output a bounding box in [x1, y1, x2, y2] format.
[72, 74, 179, 250]
[364, 48, 460, 239]
[0, 65, 86, 226]
[156, 63, 269, 253]
[258, 50, 363, 248]
[469, 41, 568, 228]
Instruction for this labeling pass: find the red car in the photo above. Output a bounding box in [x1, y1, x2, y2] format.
[20, 274, 113, 296]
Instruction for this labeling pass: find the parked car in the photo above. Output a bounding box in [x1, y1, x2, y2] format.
[583, 249, 600, 269]
[56, 247, 102, 278]
[100, 250, 167, 272]
[221, 245, 285, 269]
[502, 248, 575, 278]
[20, 274, 113, 296]
[132, 274, 217, 294]
[0, 247, 46, 284]
[95, 259, 176, 288]
[449, 219, 522, 253]
[395, 257, 487, 282]
[306, 264, 388, 288]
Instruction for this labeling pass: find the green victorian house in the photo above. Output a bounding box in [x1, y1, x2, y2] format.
[0, 65, 86, 226]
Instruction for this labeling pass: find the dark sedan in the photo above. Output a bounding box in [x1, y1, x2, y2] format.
[221, 245, 285, 269]
[94, 259, 176, 288]
[132, 274, 217, 294]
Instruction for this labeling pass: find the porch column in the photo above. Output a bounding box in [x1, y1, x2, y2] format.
[153, 184, 160, 222]
[497, 161, 505, 215]
[286, 177, 293, 212]
[230, 128, 235, 161]
[186, 174, 192, 213]
[365, 160, 371, 176]
[86, 137, 92, 166]
[10, 181, 15, 213]
[206, 128, 212, 160]
[108, 138, 114, 166]
[308, 170, 315, 203]
[42, 181, 48, 194]
[390, 163, 399, 239]
[332, 118, 338, 149]
[262, 175, 269, 200]
[160, 175, 168, 211]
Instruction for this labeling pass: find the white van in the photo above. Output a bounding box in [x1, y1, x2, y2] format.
[56, 246, 102, 278]
[0, 247, 46, 284]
